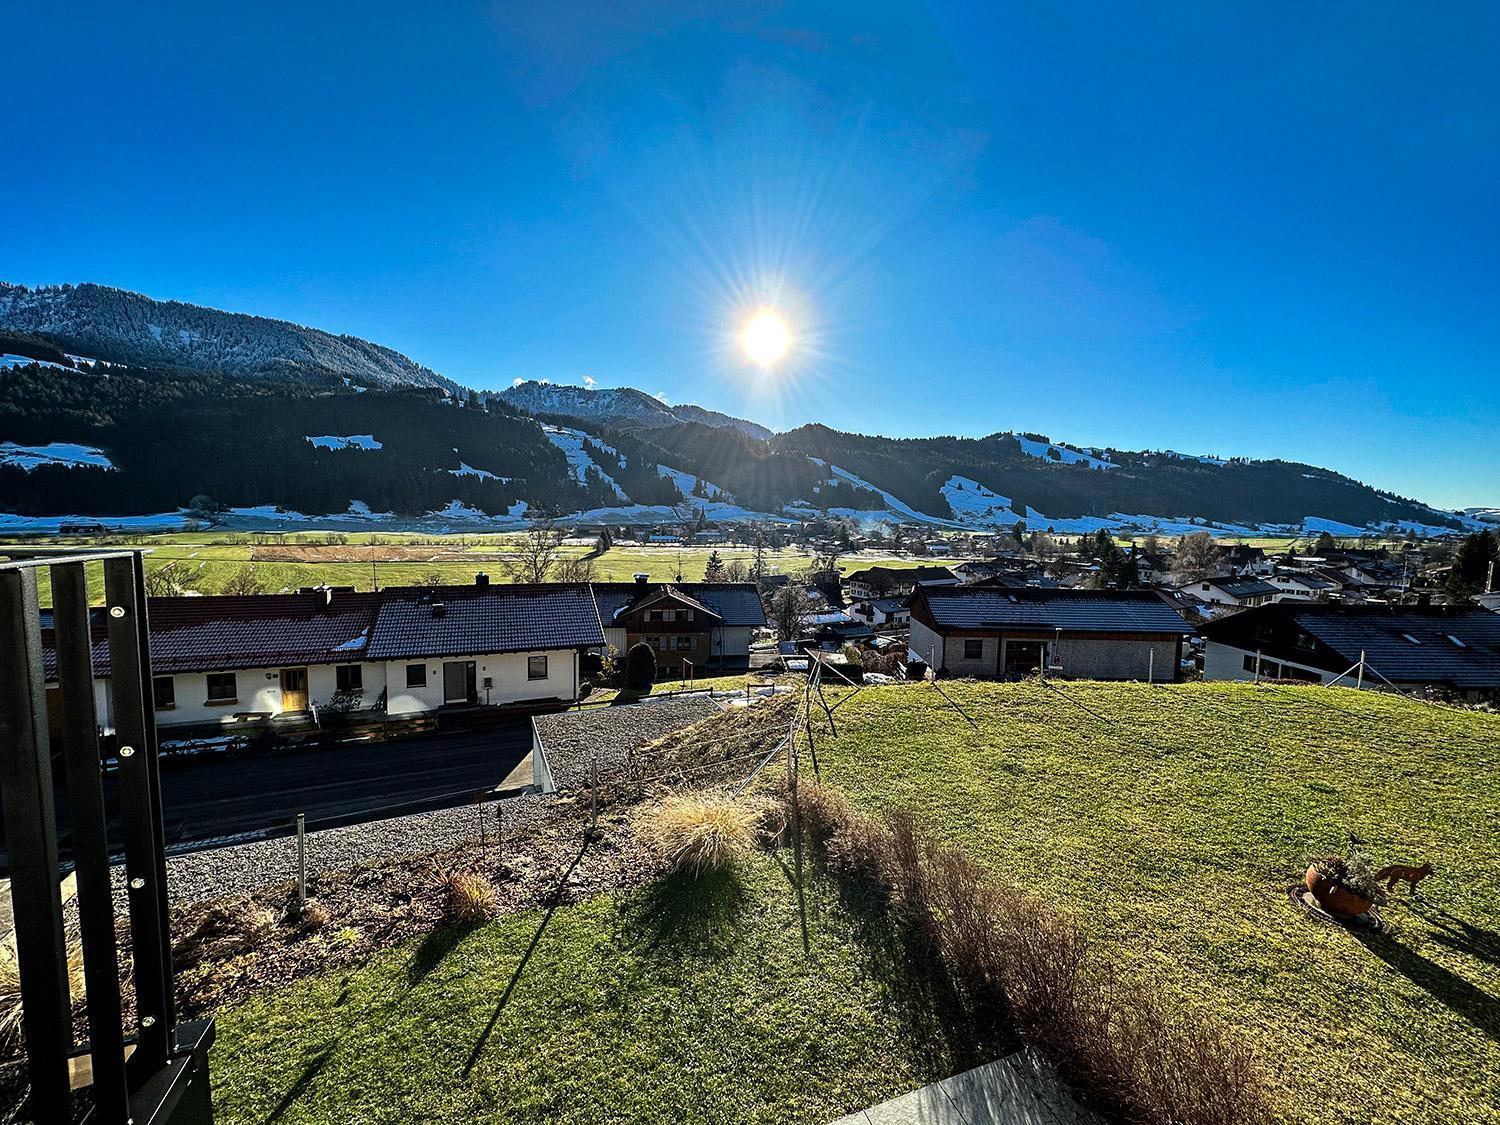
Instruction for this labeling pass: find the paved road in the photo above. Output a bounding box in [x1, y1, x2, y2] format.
[0, 721, 536, 871]
[149, 722, 533, 847]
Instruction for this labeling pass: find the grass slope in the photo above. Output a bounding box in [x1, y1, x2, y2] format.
[814, 680, 1500, 1124]
[211, 857, 951, 1124]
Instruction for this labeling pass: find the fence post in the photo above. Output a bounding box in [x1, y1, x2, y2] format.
[1148, 648, 1155, 684]
[1356, 650, 1366, 690]
[297, 812, 307, 904]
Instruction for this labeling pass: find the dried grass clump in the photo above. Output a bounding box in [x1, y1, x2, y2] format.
[637, 793, 762, 876]
[292, 899, 331, 932]
[0, 945, 87, 1053]
[174, 896, 279, 962]
[444, 870, 498, 923]
[788, 780, 1268, 1125]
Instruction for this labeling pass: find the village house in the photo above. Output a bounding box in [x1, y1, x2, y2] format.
[1217, 544, 1273, 576]
[39, 580, 609, 731]
[844, 564, 958, 601]
[1200, 602, 1500, 698]
[1133, 551, 1174, 585]
[848, 597, 911, 629]
[590, 576, 767, 676]
[1267, 569, 1341, 601]
[1179, 574, 1279, 609]
[907, 586, 1194, 681]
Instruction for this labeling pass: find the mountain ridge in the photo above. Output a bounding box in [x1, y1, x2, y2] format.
[0, 282, 1485, 536]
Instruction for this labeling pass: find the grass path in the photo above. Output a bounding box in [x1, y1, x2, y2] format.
[813, 680, 1500, 1124]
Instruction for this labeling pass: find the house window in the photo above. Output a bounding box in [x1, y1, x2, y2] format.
[654, 636, 669, 651]
[676, 635, 693, 651]
[528, 655, 548, 680]
[1294, 630, 1317, 652]
[648, 610, 663, 622]
[405, 664, 426, 688]
[336, 665, 363, 692]
[963, 639, 984, 660]
[206, 672, 237, 703]
[678, 609, 693, 621]
[152, 675, 175, 710]
[1202, 583, 1211, 591]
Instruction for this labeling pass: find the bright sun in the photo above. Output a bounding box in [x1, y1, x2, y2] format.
[739, 307, 792, 367]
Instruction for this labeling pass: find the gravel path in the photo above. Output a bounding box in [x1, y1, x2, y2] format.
[535, 698, 722, 792]
[124, 791, 557, 908]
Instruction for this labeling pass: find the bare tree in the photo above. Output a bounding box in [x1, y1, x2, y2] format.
[145, 560, 198, 597]
[220, 565, 267, 595]
[506, 521, 564, 584]
[724, 559, 748, 582]
[769, 584, 811, 642]
[554, 555, 596, 583]
[1172, 531, 1221, 583]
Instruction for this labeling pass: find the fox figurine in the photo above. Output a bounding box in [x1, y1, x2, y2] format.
[1373, 862, 1433, 895]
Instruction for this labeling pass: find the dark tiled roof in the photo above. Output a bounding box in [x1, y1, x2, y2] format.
[590, 582, 767, 627]
[916, 587, 1194, 635]
[44, 593, 384, 677]
[1250, 606, 1500, 688]
[366, 584, 603, 660]
[1200, 575, 1279, 599]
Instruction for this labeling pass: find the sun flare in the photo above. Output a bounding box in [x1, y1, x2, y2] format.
[739, 307, 792, 367]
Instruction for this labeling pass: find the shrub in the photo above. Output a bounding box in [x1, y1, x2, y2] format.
[293, 899, 331, 932]
[444, 869, 498, 923]
[174, 896, 279, 961]
[638, 793, 761, 876]
[624, 642, 657, 690]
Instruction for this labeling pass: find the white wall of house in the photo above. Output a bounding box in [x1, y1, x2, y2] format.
[1203, 642, 1332, 684]
[384, 648, 578, 716]
[908, 617, 944, 667]
[150, 661, 388, 727]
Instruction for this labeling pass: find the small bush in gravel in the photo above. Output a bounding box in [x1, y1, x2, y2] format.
[625, 642, 657, 690]
[292, 900, 331, 933]
[444, 870, 498, 923]
[638, 793, 761, 876]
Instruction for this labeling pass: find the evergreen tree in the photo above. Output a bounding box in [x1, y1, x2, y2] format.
[704, 550, 727, 581]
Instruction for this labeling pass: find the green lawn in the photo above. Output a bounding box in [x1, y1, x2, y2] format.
[811, 680, 1500, 1124]
[1, 534, 920, 605]
[210, 857, 951, 1124]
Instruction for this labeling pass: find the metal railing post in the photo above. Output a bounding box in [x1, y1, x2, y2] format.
[53, 561, 129, 1119]
[103, 554, 173, 1068]
[0, 567, 72, 1120]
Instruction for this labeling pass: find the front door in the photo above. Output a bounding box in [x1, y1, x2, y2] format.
[443, 660, 477, 704]
[1001, 641, 1046, 678]
[280, 667, 309, 711]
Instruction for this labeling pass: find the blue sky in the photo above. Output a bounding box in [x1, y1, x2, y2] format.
[6, 2, 1497, 507]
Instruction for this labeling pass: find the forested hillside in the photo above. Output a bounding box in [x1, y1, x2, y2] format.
[0, 361, 599, 517]
[0, 283, 458, 391]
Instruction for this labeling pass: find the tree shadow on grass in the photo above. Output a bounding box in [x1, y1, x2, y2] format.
[627, 867, 747, 954]
[1354, 929, 1500, 1044]
[407, 921, 482, 989]
[810, 858, 1017, 1076]
[267, 1045, 335, 1122]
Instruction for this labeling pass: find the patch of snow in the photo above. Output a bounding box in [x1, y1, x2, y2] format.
[541, 425, 628, 500]
[0, 441, 117, 472]
[305, 434, 382, 451]
[1, 354, 79, 373]
[657, 464, 727, 500]
[816, 461, 965, 527]
[331, 630, 369, 652]
[448, 462, 511, 482]
[1013, 435, 1117, 470]
[1301, 516, 1366, 536]
[940, 475, 1020, 525]
[431, 500, 487, 519]
[339, 376, 368, 393]
[227, 505, 313, 522]
[1162, 450, 1227, 466]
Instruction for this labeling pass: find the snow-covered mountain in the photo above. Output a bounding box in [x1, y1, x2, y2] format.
[0, 282, 460, 392]
[499, 380, 772, 440]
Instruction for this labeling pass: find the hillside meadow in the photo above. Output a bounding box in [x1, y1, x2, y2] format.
[810, 680, 1500, 1124]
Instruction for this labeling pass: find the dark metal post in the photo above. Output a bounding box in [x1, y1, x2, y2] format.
[52, 561, 130, 1119]
[103, 555, 173, 1068]
[0, 567, 73, 1120]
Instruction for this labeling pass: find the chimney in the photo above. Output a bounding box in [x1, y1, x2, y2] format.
[633, 573, 649, 589]
[475, 572, 490, 587]
[318, 587, 333, 611]
[431, 602, 447, 618]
